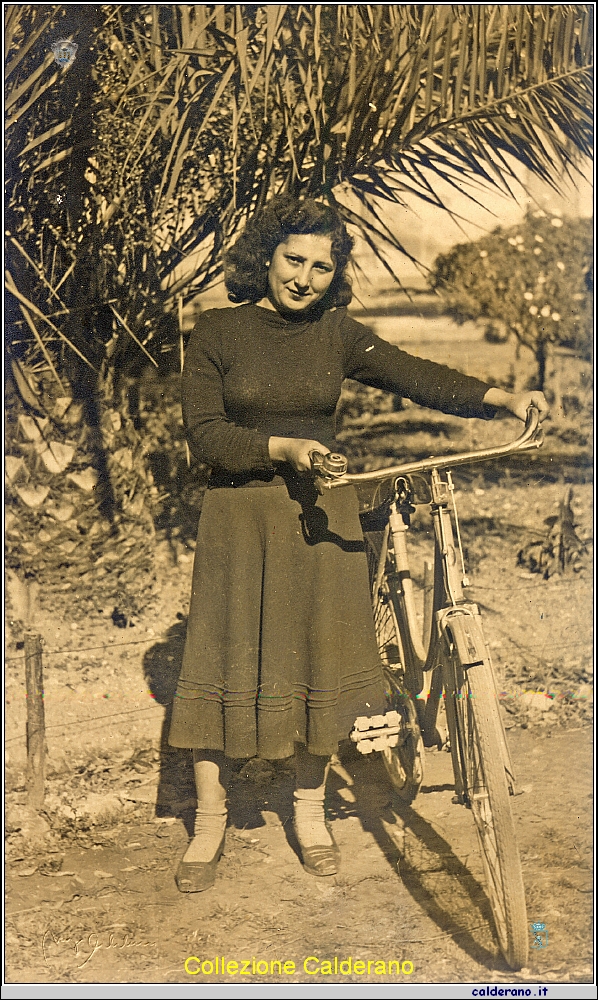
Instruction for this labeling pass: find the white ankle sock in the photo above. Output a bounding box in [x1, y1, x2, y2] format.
[183, 803, 227, 863]
[293, 790, 332, 849]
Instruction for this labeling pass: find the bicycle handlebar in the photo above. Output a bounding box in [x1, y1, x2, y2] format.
[316, 405, 543, 489]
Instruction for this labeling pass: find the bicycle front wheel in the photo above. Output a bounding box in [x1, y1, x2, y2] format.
[364, 530, 424, 803]
[444, 645, 528, 970]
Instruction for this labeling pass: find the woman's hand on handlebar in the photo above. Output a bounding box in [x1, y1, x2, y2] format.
[268, 436, 330, 474]
[482, 387, 550, 423]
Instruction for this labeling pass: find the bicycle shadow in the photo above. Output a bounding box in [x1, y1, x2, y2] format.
[340, 746, 508, 971]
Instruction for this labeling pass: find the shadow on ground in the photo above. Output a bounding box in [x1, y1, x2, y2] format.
[338, 745, 505, 971]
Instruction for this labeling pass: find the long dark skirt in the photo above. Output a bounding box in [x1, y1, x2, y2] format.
[168, 475, 386, 759]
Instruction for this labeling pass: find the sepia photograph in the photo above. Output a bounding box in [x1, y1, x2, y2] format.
[4, 4, 593, 993]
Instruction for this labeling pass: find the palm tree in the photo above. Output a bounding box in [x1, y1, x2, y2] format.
[7, 5, 593, 351]
[5, 4, 593, 608]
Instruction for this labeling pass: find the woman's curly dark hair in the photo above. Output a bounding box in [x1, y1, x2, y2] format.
[223, 195, 354, 307]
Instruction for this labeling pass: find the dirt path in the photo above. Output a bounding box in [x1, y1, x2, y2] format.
[5, 727, 592, 985]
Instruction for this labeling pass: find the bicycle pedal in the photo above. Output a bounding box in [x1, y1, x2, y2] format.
[350, 711, 401, 754]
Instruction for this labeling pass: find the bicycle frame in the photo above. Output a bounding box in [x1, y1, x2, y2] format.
[332, 409, 540, 968]
[419, 470, 515, 790]
[322, 408, 542, 788]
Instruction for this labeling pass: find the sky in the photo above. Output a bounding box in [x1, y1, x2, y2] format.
[347, 157, 593, 293]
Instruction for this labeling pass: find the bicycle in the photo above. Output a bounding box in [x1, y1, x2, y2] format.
[311, 405, 543, 971]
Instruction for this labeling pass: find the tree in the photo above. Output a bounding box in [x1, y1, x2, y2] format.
[5, 5, 594, 608]
[430, 211, 593, 390]
[6, 5, 593, 368]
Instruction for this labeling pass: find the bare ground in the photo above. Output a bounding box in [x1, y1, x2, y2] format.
[4, 726, 593, 985]
[5, 474, 593, 985]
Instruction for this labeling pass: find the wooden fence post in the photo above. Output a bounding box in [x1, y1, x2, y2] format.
[24, 631, 46, 810]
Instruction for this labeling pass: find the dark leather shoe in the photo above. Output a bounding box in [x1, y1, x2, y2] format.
[293, 820, 341, 876]
[175, 831, 225, 893]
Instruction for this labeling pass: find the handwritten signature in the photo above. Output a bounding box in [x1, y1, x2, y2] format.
[42, 926, 149, 969]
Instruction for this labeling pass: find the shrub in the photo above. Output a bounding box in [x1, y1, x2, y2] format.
[430, 212, 593, 388]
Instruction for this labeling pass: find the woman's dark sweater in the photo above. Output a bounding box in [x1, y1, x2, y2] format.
[182, 303, 495, 484]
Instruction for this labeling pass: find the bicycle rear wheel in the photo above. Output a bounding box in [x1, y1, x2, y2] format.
[443, 640, 528, 970]
[364, 531, 424, 803]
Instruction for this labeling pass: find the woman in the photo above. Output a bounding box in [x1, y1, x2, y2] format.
[169, 195, 548, 892]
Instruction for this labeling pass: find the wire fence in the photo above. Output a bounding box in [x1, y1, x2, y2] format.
[5, 705, 160, 744]
[467, 579, 591, 593]
[6, 570, 591, 751]
[5, 571, 590, 666]
[6, 626, 591, 667]
[5, 631, 176, 663]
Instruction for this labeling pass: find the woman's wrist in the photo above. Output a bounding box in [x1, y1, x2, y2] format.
[268, 435, 331, 473]
[482, 387, 512, 411]
[482, 387, 550, 422]
[268, 436, 288, 463]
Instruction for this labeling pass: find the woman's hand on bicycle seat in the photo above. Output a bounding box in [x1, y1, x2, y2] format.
[268, 436, 331, 474]
[482, 388, 550, 423]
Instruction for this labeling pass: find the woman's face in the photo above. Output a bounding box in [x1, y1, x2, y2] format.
[266, 234, 336, 314]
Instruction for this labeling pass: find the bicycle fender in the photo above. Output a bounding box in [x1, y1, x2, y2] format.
[439, 609, 486, 666]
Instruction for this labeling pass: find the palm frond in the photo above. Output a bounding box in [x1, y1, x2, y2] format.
[5, 4, 593, 377]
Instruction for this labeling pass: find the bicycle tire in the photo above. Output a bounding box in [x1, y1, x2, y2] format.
[363, 531, 425, 802]
[443, 642, 528, 970]
[364, 529, 406, 668]
[382, 663, 425, 803]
